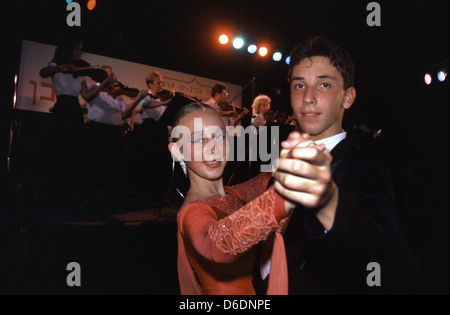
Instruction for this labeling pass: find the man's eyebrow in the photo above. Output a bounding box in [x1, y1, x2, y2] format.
[291, 75, 338, 81]
[316, 75, 338, 81]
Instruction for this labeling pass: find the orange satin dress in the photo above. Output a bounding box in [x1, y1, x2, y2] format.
[177, 173, 289, 295]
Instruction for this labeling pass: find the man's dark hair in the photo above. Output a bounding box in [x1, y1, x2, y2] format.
[211, 84, 227, 98]
[288, 36, 355, 89]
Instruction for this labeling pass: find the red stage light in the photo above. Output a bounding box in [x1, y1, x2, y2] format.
[218, 34, 229, 45]
[258, 47, 268, 57]
[87, 0, 96, 11]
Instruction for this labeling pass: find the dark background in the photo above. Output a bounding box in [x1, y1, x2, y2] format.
[0, 0, 448, 294]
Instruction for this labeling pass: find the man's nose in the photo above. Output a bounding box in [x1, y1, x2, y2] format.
[303, 86, 315, 105]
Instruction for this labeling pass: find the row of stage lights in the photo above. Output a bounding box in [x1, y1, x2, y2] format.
[218, 34, 291, 64]
[424, 69, 447, 85]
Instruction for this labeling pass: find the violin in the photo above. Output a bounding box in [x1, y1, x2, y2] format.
[264, 109, 293, 124]
[111, 81, 140, 98]
[219, 101, 247, 114]
[156, 89, 175, 101]
[155, 89, 202, 103]
[70, 59, 108, 82]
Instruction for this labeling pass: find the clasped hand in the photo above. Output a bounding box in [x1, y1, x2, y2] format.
[274, 131, 338, 230]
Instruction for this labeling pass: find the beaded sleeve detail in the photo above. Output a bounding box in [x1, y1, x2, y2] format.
[208, 187, 280, 256]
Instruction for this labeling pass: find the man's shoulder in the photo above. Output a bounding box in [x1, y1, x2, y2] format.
[331, 136, 392, 185]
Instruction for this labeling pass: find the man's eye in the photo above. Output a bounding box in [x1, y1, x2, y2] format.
[321, 82, 331, 88]
[293, 83, 304, 89]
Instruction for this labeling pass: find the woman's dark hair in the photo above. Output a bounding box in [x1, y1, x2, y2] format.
[172, 103, 218, 128]
[51, 37, 83, 65]
[288, 36, 355, 89]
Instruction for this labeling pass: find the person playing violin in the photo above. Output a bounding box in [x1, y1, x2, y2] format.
[137, 71, 173, 207]
[39, 37, 103, 210]
[139, 71, 172, 113]
[85, 66, 148, 122]
[204, 84, 236, 126]
[83, 65, 147, 208]
[251, 94, 271, 127]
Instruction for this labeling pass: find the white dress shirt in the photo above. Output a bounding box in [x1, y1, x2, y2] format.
[140, 91, 167, 121]
[315, 130, 347, 152]
[204, 98, 231, 126]
[86, 85, 126, 126]
[48, 62, 85, 97]
[251, 114, 266, 126]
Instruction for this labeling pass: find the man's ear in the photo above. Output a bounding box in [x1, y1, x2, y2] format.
[342, 87, 356, 110]
[168, 142, 183, 161]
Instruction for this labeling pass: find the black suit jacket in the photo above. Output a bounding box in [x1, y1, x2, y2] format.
[255, 137, 420, 294]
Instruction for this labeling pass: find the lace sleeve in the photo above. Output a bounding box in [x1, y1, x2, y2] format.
[230, 173, 273, 203]
[208, 186, 286, 256]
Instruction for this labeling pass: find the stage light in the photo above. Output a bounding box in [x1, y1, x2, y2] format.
[273, 52, 282, 62]
[437, 70, 447, 82]
[285, 56, 291, 65]
[233, 37, 245, 49]
[87, 0, 96, 10]
[424, 73, 432, 85]
[258, 47, 268, 57]
[247, 44, 257, 54]
[218, 34, 229, 45]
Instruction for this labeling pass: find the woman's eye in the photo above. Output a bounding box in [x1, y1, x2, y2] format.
[192, 138, 204, 144]
[214, 135, 224, 141]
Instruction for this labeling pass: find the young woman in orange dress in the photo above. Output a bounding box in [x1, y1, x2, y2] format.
[168, 103, 329, 295]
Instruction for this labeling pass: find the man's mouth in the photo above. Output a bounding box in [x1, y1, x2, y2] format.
[302, 113, 321, 119]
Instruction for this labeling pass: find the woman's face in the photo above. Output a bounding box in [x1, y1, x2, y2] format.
[72, 44, 83, 60]
[174, 108, 227, 181]
[260, 102, 271, 115]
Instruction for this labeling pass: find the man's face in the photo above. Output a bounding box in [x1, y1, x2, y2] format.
[290, 56, 355, 141]
[215, 89, 229, 103]
[150, 76, 164, 94]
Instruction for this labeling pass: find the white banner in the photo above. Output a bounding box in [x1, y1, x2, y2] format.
[17, 40, 242, 114]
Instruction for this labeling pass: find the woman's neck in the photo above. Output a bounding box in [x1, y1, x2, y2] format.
[182, 176, 225, 206]
[190, 178, 225, 196]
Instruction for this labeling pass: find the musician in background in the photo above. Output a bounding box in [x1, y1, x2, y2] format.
[39, 38, 103, 211]
[229, 106, 250, 127]
[205, 84, 236, 126]
[251, 94, 271, 127]
[83, 65, 147, 208]
[138, 71, 172, 207]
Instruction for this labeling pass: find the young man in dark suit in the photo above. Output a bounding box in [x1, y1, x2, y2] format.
[268, 36, 420, 294]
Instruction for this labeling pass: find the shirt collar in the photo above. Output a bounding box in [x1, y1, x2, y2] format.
[315, 130, 347, 152]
